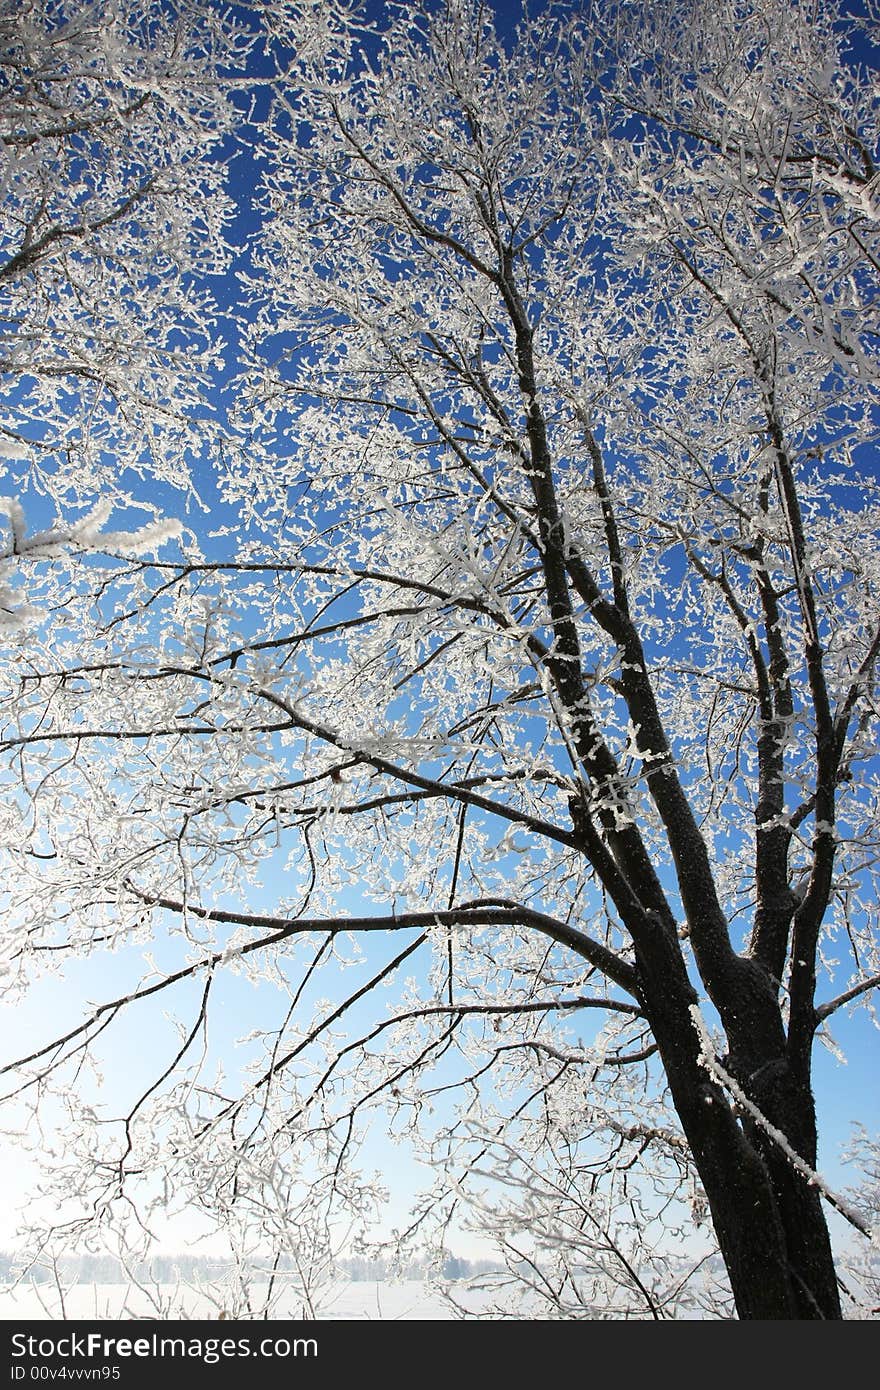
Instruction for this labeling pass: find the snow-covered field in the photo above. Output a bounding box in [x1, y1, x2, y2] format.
[0, 1279, 503, 1321]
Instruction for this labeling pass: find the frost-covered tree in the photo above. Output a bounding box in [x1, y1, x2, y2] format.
[1, 0, 879, 1320]
[0, 0, 249, 605]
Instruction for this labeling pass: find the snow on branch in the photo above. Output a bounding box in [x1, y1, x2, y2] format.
[690, 1005, 875, 1243]
[0, 496, 182, 630]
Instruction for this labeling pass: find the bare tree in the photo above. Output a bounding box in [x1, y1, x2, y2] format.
[0, 0, 878, 1319]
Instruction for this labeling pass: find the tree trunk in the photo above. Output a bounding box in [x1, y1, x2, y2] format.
[685, 1093, 842, 1319]
[635, 934, 842, 1319]
[744, 1074, 842, 1319]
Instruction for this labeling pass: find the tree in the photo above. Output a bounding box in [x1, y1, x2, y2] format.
[0, 0, 878, 1319]
[0, 0, 248, 600]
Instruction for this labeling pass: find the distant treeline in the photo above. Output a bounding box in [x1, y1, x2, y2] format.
[0, 1251, 500, 1286]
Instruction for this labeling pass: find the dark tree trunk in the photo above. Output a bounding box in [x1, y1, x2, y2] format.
[634, 931, 842, 1319]
[685, 1093, 842, 1319]
[743, 1071, 842, 1319]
